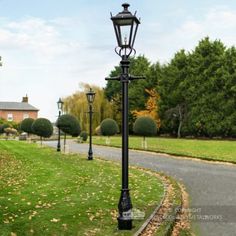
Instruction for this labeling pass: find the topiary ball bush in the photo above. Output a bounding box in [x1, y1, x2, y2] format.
[32, 118, 53, 138]
[133, 116, 157, 137]
[20, 118, 35, 134]
[80, 131, 88, 141]
[57, 114, 81, 137]
[100, 118, 119, 136]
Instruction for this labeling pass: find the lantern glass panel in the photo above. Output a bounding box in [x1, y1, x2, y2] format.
[86, 89, 95, 104]
[57, 99, 63, 111]
[120, 25, 132, 47]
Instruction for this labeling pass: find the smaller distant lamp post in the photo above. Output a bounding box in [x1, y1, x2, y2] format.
[86, 88, 96, 160]
[57, 98, 64, 152]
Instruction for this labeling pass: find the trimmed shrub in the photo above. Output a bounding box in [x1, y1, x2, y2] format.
[100, 118, 119, 145]
[56, 114, 81, 137]
[32, 118, 53, 144]
[100, 118, 119, 136]
[133, 116, 157, 137]
[20, 118, 34, 135]
[80, 131, 88, 142]
[133, 116, 157, 149]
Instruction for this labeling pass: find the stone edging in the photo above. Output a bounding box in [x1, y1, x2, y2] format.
[133, 181, 168, 236]
[131, 168, 191, 236]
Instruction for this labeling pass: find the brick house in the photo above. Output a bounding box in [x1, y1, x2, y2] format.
[0, 96, 39, 123]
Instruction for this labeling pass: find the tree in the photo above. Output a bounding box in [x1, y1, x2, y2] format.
[100, 118, 119, 144]
[20, 118, 34, 137]
[32, 118, 53, 145]
[133, 116, 157, 149]
[56, 114, 81, 137]
[184, 37, 232, 137]
[158, 49, 189, 138]
[132, 88, 161, 129]
[157, 37, 236, 138]
[0, 118, 19, 131]
[63, 83, 113, 132]
[56, 114, 81, 151]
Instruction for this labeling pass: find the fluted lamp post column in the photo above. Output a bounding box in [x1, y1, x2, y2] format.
[86, 88, 96, 160]
[57, 98, 64, 152]
[106, 3, 144, 230]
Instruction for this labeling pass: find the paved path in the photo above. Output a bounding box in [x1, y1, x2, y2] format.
[45, 140, 236, 236]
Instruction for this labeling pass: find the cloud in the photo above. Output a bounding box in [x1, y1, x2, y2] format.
[0, 17, 83, 64]
[140, 6, 236, 63]
[0, 16, 114, 120]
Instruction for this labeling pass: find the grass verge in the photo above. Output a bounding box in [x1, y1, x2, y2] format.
[0, 141, 164, 236]
[92, 136, 236, 163]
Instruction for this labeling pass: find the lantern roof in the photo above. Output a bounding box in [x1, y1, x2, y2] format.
[111, 3, 140, 25]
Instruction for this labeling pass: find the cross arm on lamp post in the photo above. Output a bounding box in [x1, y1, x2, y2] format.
[105, 75, 145, 82]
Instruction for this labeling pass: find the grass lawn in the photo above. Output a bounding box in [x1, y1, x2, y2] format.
[0, 141, 164, 236]
[92, 136, 236, 163]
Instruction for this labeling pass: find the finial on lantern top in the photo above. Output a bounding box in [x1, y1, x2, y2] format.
[122, 3, 130, 11]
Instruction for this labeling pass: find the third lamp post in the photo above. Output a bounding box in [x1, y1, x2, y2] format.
[86, 88, 96, 160]
[57, 98, 64, 152]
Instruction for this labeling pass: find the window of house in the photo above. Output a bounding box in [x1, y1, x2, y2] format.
[7, 113, 13, 121]
[23, 113, 29, 119]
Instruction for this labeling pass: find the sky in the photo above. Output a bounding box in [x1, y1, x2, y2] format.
[1, 0, 236, 121]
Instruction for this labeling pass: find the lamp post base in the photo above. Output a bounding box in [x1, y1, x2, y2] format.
[57, 142, 61, 152]
[118, 217, 132, 230]
[88, 149, 93, 160]
[117, 189, 132, 230]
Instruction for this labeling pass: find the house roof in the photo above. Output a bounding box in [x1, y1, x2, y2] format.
[0, 102, 39, 111]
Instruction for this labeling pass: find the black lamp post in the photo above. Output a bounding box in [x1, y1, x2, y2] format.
[86, 88, 96, 160]
[107, 3, 144, 230]
[57, 98, 64, 152]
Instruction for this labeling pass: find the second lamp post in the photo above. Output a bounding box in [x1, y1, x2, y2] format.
[86, 88, 96, 160]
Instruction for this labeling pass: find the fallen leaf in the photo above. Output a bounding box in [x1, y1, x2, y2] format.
[50, 218, 60, 222]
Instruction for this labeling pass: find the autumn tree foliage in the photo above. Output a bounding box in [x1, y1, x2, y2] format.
[132, 88, 161, 129]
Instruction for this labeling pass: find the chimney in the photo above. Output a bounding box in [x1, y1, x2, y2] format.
[22, 95, 28, 103]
